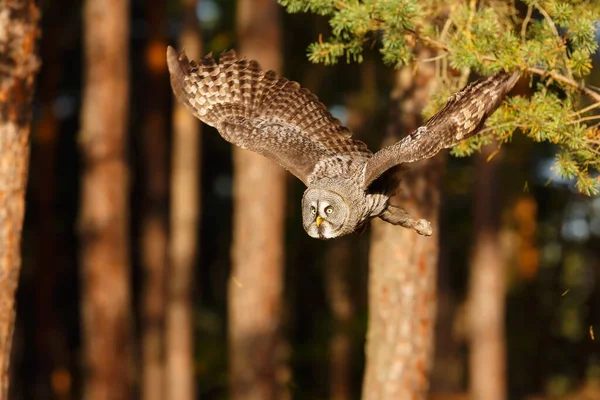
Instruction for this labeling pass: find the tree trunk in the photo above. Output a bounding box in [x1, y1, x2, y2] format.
[431, 191, 463, 394]
[362, 62, 442, 400]
[466, 145, 506, 400]
[325, 238, 354, 400]
[324, 64, 375, 399]
[140, 0, 169, 398]
[166, 0, 201, 399]
[0, 0, 40, 396]
[229, 1, 287, 399]
[429, 253, 463, 395]
[78, 0, 133, 398]
[31, 0, 71, 395]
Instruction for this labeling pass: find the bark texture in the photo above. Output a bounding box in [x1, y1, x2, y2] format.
[229, 1, 287, 398]
[166, 0, 201, 399]
[467, 146, 506, 400]
[140, 0, 169, 398]
[362, 62, 442, 400]
[78, 0, 133, 398]
[0, 0, 40, 396]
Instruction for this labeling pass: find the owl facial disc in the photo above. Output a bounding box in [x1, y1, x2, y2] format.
[302, 188, 349, 239]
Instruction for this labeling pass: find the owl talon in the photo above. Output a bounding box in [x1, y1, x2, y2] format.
[414, 219, 433, 236]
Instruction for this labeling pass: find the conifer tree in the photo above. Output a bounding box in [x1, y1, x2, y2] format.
[167, 1, 201, 399]
[0, 0, 41, 395]
[229, 0, 288, 399]
[280, 0, 600, 194]
[140, 0, 170, 398]
[78, 0, 133, 398]
[280, 0, 600, 398]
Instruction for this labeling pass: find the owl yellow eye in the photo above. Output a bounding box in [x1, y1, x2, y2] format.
[310, 207, 316, 215]
[325, 206, 333, 214]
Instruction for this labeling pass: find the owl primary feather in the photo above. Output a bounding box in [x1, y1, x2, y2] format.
[167, 46, 519, 239]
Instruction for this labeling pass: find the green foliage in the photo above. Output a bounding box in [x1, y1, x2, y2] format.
[280, 0, 422, 66]
[280, 0, 600, 195]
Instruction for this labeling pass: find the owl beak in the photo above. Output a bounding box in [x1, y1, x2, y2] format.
[315, 215, 324, 227]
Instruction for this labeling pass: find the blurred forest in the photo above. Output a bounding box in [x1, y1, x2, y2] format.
[1, 0, 600, 399]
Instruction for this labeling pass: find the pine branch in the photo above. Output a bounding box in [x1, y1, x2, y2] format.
[526, 67, 600, 103]
[280, 0, 600, 194]
[534, 1, 573, 80]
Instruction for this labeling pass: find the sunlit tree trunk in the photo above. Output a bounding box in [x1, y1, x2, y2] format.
[466, 145, 506, 400]
[229, 0, 287, 399]
[0, 0, 41, 396]
[78, 0, 133, 398]
[140, 0, 169, 398]
[362, 61, 442, 400]
[166, 0, 201, 399]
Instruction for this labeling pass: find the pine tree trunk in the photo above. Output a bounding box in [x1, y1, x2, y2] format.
[324, 67, 374, 399]
[31, 1, 71, 394]
[362, 62, 441, 400]
[166, 0, 201, 399]
[430, 253, 463, 394]
[0, 0, 40, 395]
[467, 146, 506, 400]
[325, 238, 354, 400]
[78, 0, 133, 398]
[140, 0, 169, 398]
[229, 1, 287, 399]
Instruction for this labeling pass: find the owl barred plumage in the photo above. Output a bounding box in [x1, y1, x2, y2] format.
[167, 47, 371, 185]
[362, 71, 520, 186]
[167, 46, 519, 239]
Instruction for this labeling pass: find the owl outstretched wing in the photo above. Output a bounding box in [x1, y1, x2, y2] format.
[167, 46, 371, 185]
[362, 71, 520, 188]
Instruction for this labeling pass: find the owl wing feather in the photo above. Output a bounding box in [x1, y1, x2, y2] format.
[362, 71, 520, 188]
[167, 46, 372, 185]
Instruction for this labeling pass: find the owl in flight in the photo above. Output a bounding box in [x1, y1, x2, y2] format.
[167, 46, 519, 239]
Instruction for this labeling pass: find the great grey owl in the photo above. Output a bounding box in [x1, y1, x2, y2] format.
[167, 46, 519, 239]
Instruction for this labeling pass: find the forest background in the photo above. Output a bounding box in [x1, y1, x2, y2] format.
[1, 0, 600, 399]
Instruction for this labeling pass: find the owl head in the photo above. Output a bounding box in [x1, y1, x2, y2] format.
[302, 188, 349, 239]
